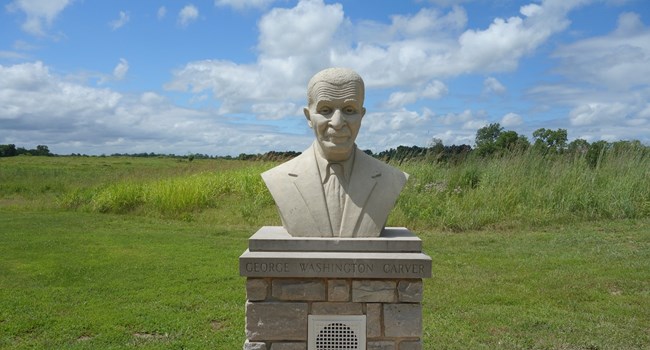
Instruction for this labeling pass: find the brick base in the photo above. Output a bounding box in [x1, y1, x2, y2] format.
[244, 278, 423, 350]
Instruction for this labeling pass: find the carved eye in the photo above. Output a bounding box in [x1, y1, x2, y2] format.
[343, 106, 357, 114]
[318, 107, 332, 115]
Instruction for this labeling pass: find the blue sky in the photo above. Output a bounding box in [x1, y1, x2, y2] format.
[1, 0, 649, 156]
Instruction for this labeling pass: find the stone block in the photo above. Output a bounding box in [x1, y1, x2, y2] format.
[399, 340, 422, 350]
[368, 340, 395, 350]
[311, 302, 362, 315]
[240, 250, 432, 279]
[270, 342, 306, 350]
[397, 280, 423, 303]
[248, 226, 422, 252]
[246, 302, 308, 341]
[244, 340, 267, 350]
[383, 304, 422, 338]
[247, 278, 268, 301]
[352, 280, 396, 302]
[328, 279, 350, 301]
[272, 279, 326, 301]
[366, 303, 382, 338]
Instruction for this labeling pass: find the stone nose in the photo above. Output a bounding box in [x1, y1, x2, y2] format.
[329, 109, 345, 129]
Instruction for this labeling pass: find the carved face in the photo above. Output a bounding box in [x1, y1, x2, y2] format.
[304, 81, 366, 162]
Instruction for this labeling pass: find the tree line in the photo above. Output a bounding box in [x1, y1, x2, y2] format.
[2, 125, 648, 167]
[0, 144, 51, 157]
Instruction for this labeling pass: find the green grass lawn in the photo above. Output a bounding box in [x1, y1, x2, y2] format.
[1, 210, 648, 349]
[1, 155, 649, 349]
[0, 210, 248, 349]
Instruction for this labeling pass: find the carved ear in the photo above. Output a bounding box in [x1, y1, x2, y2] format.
[304, 107, 313, 128]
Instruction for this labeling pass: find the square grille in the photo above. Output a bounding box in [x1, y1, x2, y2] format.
[308, 315, 366, 350]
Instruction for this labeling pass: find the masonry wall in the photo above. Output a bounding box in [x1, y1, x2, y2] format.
[243, 277, 424, 350]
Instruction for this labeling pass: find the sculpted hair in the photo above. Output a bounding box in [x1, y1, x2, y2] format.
[307, 68, 365, 107]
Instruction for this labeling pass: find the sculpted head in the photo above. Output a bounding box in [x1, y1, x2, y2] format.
[304, 68, 366, 162]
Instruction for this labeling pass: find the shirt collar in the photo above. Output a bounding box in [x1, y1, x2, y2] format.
[314, 143, 356, 184]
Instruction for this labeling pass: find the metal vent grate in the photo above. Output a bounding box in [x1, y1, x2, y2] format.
[308, 315, 366, 350]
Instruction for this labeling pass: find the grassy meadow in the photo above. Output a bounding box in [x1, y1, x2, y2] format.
[1, 152, 649, 349]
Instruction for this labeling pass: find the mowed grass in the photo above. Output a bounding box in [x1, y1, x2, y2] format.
[1, 211, 648, 349]
[0, 211, 249, 349]
[1, 154, 649, 349]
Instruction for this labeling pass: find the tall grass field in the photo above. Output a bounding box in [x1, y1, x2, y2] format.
[1, 151, 649, 349]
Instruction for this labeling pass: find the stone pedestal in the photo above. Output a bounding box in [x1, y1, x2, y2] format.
[240, 226, 431, 350]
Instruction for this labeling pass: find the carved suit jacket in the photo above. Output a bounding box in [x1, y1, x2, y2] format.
[261, 144, 408, 237]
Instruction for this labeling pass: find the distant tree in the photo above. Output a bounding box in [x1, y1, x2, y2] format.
[34, 145, 52, 156]
[475, 123, 503, 157]
[0, 144, 18, 157]
[495, 131, 530, 153]
[568, 138, 590, 155]
[586, 140, 609, 168]
[532, 128, 567, 154]
[427, 138, 445, 161]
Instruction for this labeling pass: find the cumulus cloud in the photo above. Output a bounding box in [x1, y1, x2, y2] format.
[528, 11, 650, 142]
[168, 0, 585, 118]
[501, 112, 523, 127]
[112, 58, 129, 80]
[483, 77, 506, 95]
[553, 12, 650, 89]
[385, 80, 448, 108]
[109, 11, 130, 30]
[215, 0, 276, 11]
[6, 0, 73, 36]
[0, 61, 311, 155]
[166, 0, 345, 113]
[178, 4, 199, 27]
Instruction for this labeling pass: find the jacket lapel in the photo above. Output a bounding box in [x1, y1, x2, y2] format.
[339, 149, 380, 236]
[290, 145, 333, 236]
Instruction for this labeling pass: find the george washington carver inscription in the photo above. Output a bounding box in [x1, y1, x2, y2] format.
[240, 251, 431, 279]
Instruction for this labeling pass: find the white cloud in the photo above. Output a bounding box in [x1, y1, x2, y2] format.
[178, 4, 199, 27]
[166, 0, 345, 114]
[462, 119, 488, 130]
[553, 12, 650, 89]
[386, 92, 419, 109]
[437, 109, 475, 125]
[422, 80, 448, 99]
[258, 0, 343, 58]
[113, 58, 129, 80]
[157, 6, 167, 20]
[164, 0, 650, 150]
[215, 0, 276, 11]
[168, 0, 586, 115]
[527, 10, 650, 142]
[569, 102, 628, 126]
[501, 112, 522, 127]
[6, 0, 73, 36]
[385, 80, 448, 108]
[483, 77, 506, 95]
[252, 102, 300, 120]
[0, 61, 312, 155]
[109, 11, 130, 30]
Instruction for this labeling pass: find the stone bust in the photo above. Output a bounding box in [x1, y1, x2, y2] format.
[262, 68, 408, 237]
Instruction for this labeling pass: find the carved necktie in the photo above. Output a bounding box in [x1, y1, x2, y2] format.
[325, 163, 346, 235]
